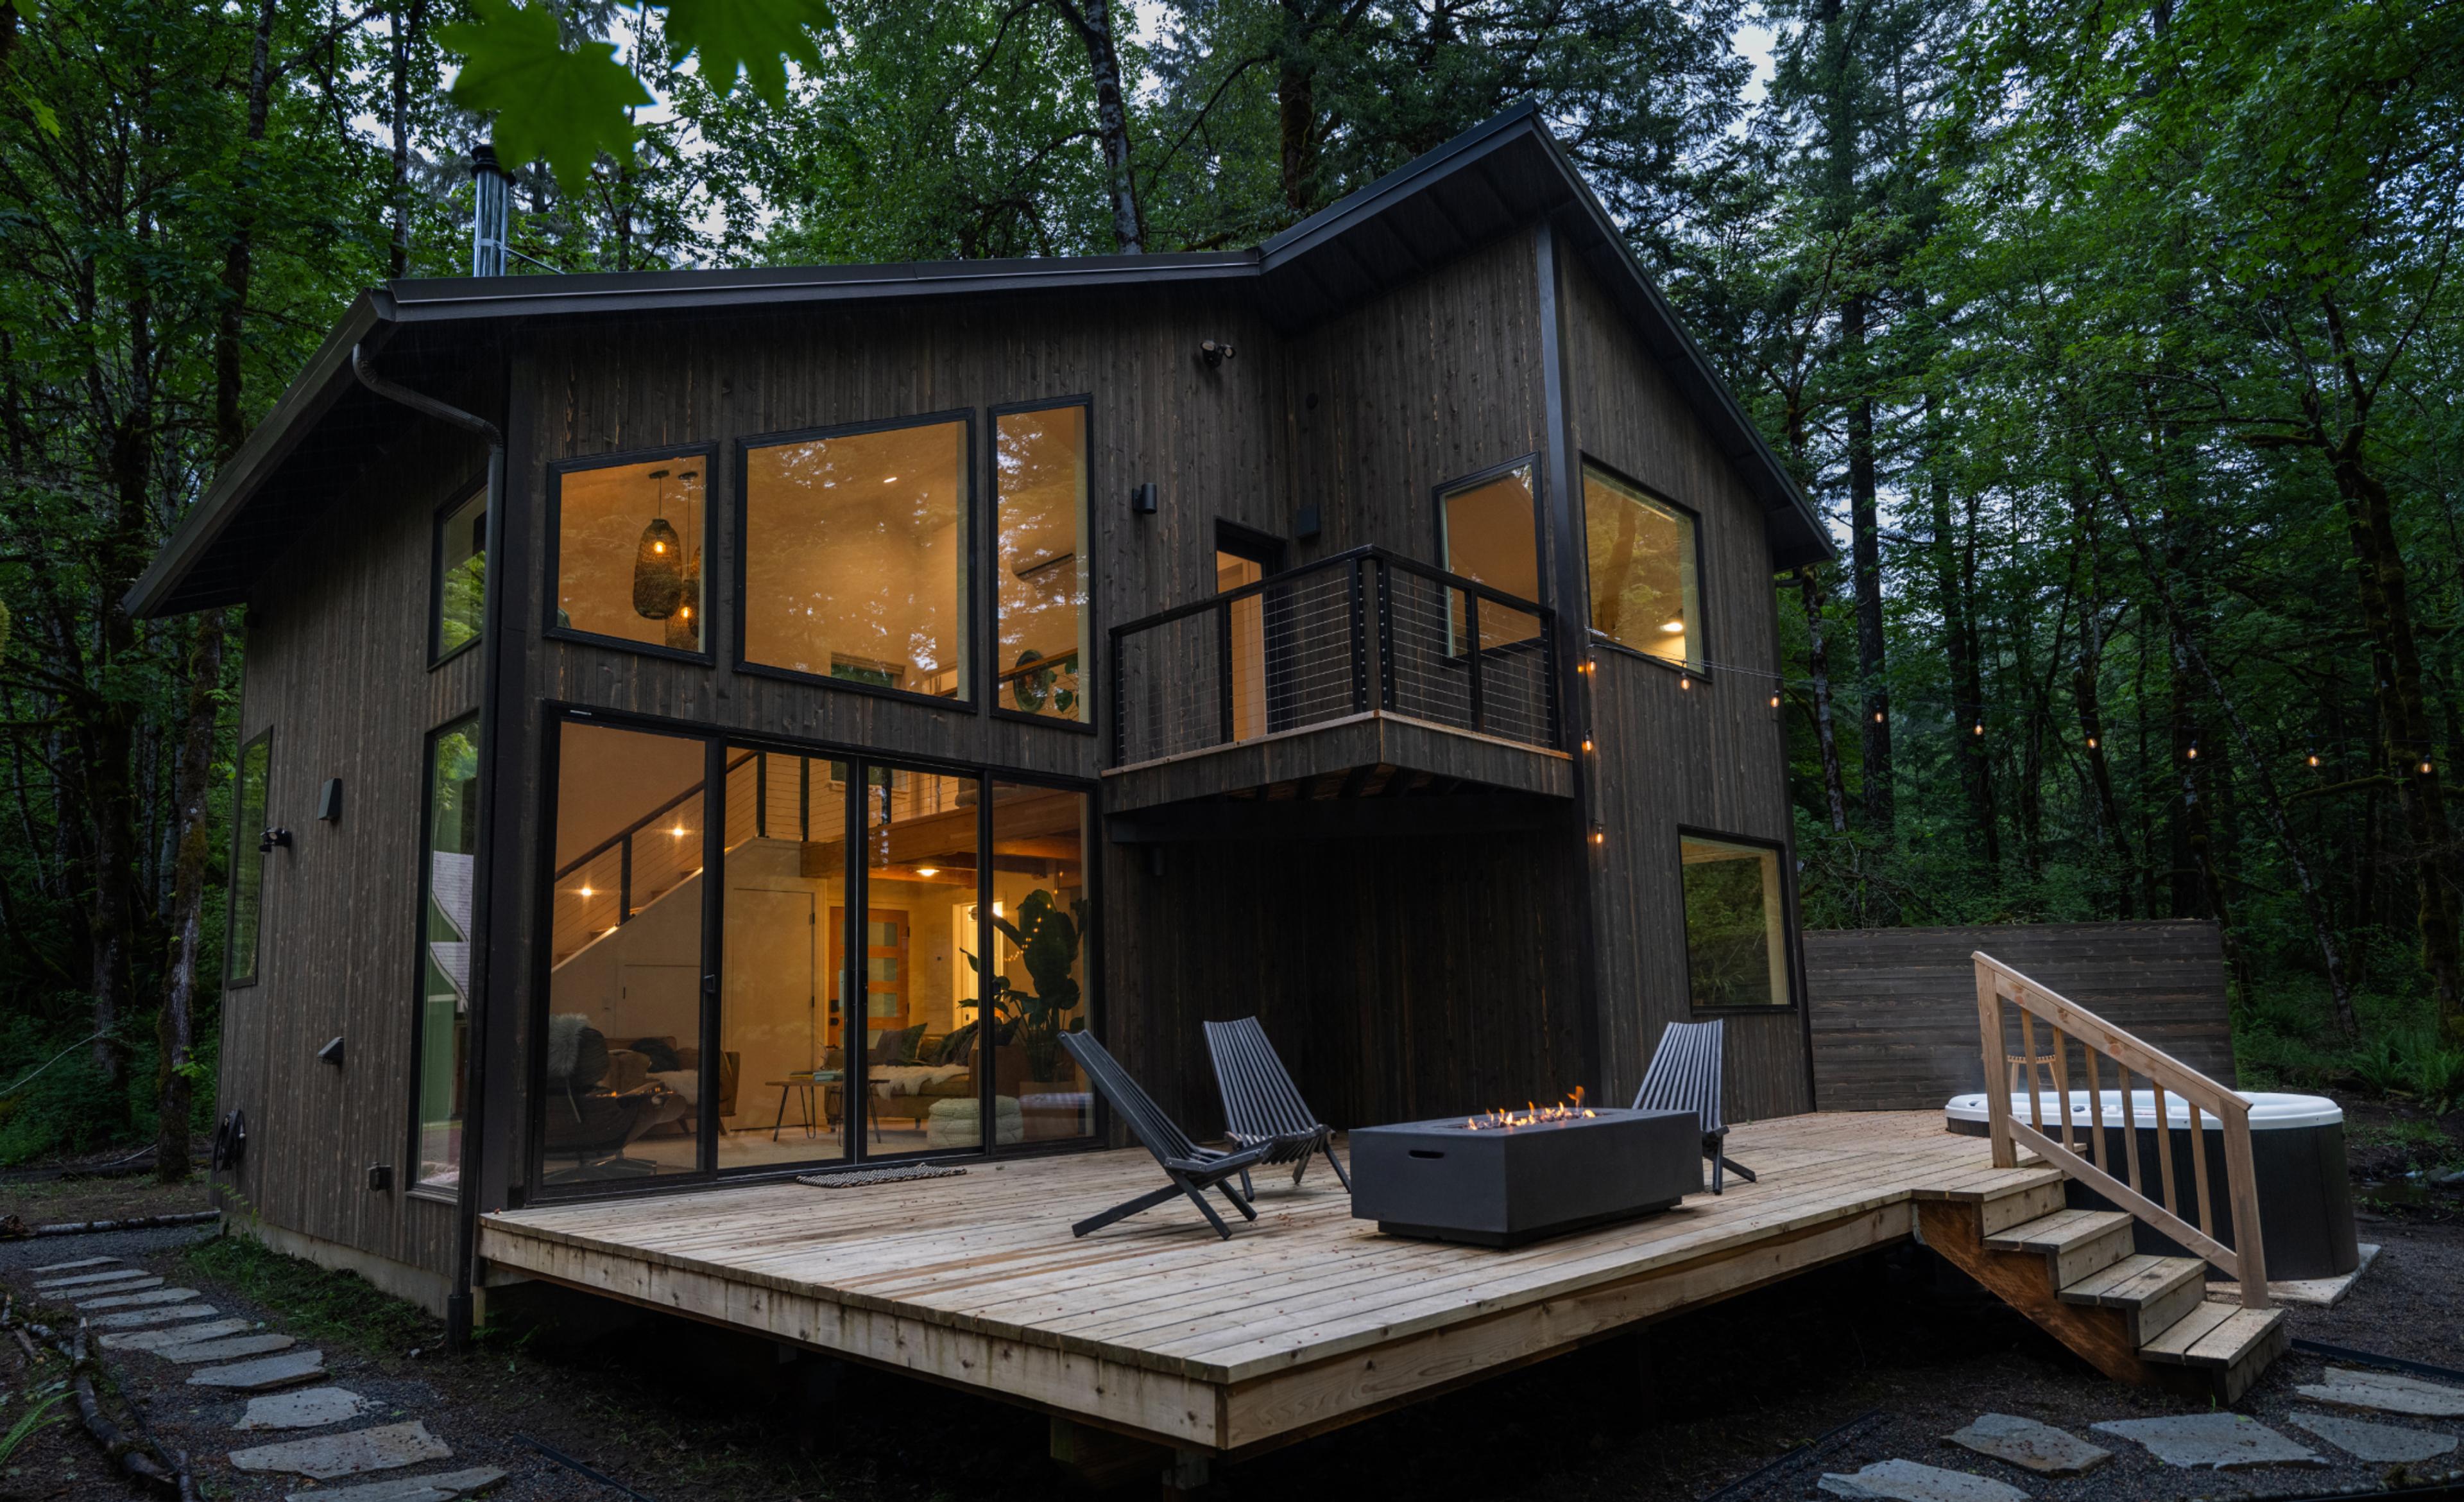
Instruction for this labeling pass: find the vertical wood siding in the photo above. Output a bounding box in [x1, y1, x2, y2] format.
[1554, 254, 1813, 1122]
[220, 415, 488, 1294]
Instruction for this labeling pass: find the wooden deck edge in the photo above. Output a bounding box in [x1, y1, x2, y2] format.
[476, 1223, 1230, 1450]
[1215, 1203, 1918, 1455]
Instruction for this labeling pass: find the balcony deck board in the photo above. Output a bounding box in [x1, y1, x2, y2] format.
[479, 1110, 2053, 1454]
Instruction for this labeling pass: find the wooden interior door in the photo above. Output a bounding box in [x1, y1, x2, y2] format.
[827, 906, 909, 1048]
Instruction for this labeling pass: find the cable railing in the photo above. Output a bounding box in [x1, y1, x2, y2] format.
[1109, 546, 1560, 766]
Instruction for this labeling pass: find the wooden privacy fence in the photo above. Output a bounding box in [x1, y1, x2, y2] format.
[1974, 951, 2268, 1307]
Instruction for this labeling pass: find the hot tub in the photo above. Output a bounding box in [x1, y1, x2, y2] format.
[1944, 1090, 2358, 1280]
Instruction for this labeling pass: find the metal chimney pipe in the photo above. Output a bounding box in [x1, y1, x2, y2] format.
[470, 144, 509, 277]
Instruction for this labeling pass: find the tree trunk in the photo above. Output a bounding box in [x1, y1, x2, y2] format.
[1798, 567, 1849, 833]
[1276, 56, 1316, 216]
[1930, 453, 1996, 865]
[1844, 291, 1890, 831]
[157, 614, 221, 1182]
[1048, 0, 1143, 253]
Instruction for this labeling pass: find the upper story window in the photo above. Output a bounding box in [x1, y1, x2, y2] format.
[552, 452, 710, 656]
[1438, 461, 1543, 647]
[1583, 465, 1699, 668]
[994, 404, 1089, 722]
[433, 487, 486, 662]
[742, 415, 971, 702]
[225, 729, 272, 987]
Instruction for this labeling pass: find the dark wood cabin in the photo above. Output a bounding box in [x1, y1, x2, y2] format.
[130, 104, 1830, 1331]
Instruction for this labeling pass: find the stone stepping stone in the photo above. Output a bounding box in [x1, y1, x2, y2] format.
[1946, 1415, 2112, 1476]
[78, 1286, 200, 1311]
[282, 1466, 506, 1502]
[99, 1316, 252, 1352]
[229, 1420, 451, 1480]
[35, 1268, 160, 1291]
[2091, 1414, 2322, 1469]
[188, 1349, 327, 1391]
[239, 1386, 369, 1431]
[91, 1303, 219, 1331]
[2286, 1410, 2461, 1463]
[161, 1331, 296, 1364]
[2295, 1366, 2464, 1418]
[30, 1256, 119, 1274]
[1818, 1458, 2030, 1501]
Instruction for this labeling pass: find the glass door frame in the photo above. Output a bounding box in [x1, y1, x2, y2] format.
[523, 701, 1104, 1204]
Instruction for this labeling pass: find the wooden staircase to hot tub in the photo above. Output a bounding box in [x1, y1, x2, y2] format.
[1929, 953, 2291, 1402]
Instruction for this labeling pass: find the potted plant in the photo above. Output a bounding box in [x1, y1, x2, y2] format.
[956, 889, 1086, 1117]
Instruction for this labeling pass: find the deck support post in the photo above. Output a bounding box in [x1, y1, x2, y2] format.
[1048, 1417, 1169, 1489]
[1164, 1447, 1211, 1499]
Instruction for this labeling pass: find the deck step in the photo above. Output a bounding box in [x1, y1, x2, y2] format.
[1986, 1209, 2136, 1285]
[2060, 1254, 2208, 1343]
[1977, 1179, 2066, 1237]
[2139, 1304, 2286, 1369]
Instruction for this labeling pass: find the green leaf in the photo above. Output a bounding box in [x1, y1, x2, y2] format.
[436, 0, 649, 194]
[665, 0, 830, 106]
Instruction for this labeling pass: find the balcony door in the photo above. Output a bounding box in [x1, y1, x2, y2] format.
[1217, 525, 1286, 742]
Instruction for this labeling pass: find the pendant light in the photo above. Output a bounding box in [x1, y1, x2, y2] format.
[633, 467, 684, 620]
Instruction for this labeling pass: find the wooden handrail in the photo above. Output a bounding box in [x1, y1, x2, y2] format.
[1973, 951, 2269, 1308]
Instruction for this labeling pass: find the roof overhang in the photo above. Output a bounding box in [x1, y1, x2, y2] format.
[129, 103, 1827, 619]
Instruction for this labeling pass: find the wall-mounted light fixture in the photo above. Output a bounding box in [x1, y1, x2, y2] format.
[1131, 481, 1158, 517]
[1294, 505, 1322, 541]
[366, 1164, 393, 1191]
[259, 826, 292, 854]
[318, 779, 343, 823]
[1201, 340, 1236, 368]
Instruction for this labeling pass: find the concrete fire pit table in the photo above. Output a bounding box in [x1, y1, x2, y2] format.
[1349, 1105, 1703, 1247]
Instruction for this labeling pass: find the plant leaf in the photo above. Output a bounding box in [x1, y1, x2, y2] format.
[435, 0, 649, 193]
[665, 0, 830, 106]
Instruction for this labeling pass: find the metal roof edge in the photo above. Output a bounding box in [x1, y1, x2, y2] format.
[124, 296, 391, 619]
[1258, 100, 1553, 269]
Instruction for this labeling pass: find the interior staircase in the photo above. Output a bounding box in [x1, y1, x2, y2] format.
[1919, 1171, 2289, 1402]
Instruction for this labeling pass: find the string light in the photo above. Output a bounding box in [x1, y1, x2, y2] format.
[2307, 752, 2320, 768]
[1972, 723, 1985, 736]
[1580, 738, 1595, 753]
[1679, 674, 1692, 691]
[2086, 736, 2099, 750]
[1589, 824, 1606, 847]
[1769, 693, 1782, 709]
[1874, 711, 1885, 723]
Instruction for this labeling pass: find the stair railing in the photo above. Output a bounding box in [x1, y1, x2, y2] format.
[1973, 951, 2268, 1307]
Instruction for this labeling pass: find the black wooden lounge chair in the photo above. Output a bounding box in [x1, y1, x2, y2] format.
[1204, 1017, 1351, 1197]
[1061, 1032, 1285, 1239]
[1632, 1019, 1758, 1195]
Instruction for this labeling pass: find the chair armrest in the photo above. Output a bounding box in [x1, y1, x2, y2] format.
[1165, 1141, 1272, 1175]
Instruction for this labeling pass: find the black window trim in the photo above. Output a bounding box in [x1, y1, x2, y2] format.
[733, 409, 980, 712]
[407, 710, 481, 1204]
[223, 726, 273, 990]
[1578, 453, 1709, 680]
[520, 700, 1107, 1206]
[428, 474, 490, 671]
[543, 442, 724, 668]
[988, 393, 1100, 736]
[1673, 824, 1801, 1016]
[1432, 453, 1548, 601]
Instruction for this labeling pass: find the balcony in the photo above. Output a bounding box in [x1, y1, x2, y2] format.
[1106, 547, 1572, 826]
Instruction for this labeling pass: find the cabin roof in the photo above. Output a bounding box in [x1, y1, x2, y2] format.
[128, 102, 1828, 618]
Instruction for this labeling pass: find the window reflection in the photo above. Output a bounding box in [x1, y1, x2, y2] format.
[744, 419, 970, 700]
[1680, 835, 1788, 1008]
[555, 457, 706, 652]
[415, 717, 479, 1191]
[1439, 465, 1543, 649]
[996, 407, 1088, 720]
[1585, 468, 1699, 667]
[435, 490, 485, 659]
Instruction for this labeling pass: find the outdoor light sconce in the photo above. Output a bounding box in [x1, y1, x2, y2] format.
[366, 1164, 392, 1191]
[1201, 340, 1236, 368]
[259, 825, 292, 853]
[318, 1036, 345, 1067]
[1294, 505, 1322, 541]
[317, 778, 343, 823]
[1131, 481, 1158, 517]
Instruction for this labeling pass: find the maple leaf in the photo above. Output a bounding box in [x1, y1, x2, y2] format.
[436, 0, 650, 194]
[664, 0, 832, 107]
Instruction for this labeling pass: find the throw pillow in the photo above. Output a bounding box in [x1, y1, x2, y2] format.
[628, 1036, 683, 1072]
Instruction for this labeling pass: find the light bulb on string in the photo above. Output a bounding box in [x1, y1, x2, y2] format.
[2087, 736, 2100, 750]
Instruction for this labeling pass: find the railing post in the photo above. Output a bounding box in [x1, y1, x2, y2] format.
[1974, 954, 2015, 1169]
[1375, 560, 1394, 711]
[2218, 1096, 2269, 1305]
[1466, 591, 1485, 734]
[1543, 609, 1561, 748]
[1217, 599, 1235, 745]
[1349, 558, 1369, 714]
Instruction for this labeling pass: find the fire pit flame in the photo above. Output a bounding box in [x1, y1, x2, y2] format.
[1463, 1086, 1595, 1131]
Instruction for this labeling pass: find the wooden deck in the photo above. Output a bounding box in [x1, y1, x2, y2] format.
[477, 1110, 2057, 1457]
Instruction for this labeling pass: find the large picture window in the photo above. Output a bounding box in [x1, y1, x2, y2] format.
[1679, 834, 1790, 1010]
[432, 487, 486, 662]
[1584, 466, 1700, 667]
[552, 453, 710, 655]
[413, 716, 479, 1192]
[225, 730, 271, 987]
[995, 405, 1089, 721]
[742, 416, 970, 702]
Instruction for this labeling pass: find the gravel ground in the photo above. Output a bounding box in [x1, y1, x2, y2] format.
[1, 1185, 2458, 1501]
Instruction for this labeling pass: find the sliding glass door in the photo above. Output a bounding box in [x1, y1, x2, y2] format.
[536, 713, 1097, 1194]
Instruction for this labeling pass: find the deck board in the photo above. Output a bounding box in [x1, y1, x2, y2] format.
[479, 1110, 2056, 1453]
